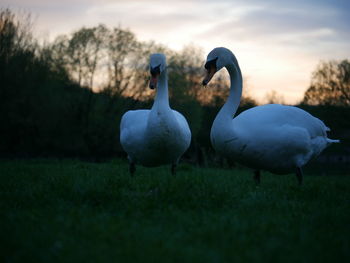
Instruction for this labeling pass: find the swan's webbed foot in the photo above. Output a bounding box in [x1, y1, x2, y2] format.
[254, 170, 261, 185]
[129, 162, 136, 177]
[296, 167, 303, 186]
[171, 163, 177, 176]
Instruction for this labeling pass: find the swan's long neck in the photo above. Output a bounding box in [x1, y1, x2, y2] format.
[152, 68, 170, 110]
[215, 62, 242, 124]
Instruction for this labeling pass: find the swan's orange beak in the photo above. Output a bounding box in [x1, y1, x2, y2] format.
[149, 74, 158, 89]
[202, 66, 216, 86]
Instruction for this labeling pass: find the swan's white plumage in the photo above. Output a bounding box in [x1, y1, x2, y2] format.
[207, 47, 339, 174]
[120, 54, 191, 168]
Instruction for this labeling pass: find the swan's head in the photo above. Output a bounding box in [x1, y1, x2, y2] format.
[149, 53, 167, 89]
[202, 47, 236, 85]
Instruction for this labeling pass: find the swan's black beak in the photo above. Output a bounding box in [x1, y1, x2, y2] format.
[149, 65, 161, 89]
[202, 58, 217, 86]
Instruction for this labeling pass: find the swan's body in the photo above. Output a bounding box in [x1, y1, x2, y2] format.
[203, 47, 339, 183]
[120, 109, 191, 167]
[212, 103, 337, 175]
[120, 54, 191, 174]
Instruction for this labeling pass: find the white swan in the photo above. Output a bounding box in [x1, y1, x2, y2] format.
[120, 53, 191, 175]
[202, 47, 339, 185]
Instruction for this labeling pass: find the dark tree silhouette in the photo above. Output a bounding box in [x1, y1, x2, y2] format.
[303, 60, 350, 106]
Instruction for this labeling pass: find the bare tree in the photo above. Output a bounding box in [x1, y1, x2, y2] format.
[167, 45, 203, 102]
[0, 8, 35, 62]
[49, 35, 70, 73]
[86, 24, 108, 88]
[303, 60, 350, 106]
[264, 90, 285, 104]
[60, 25, 107, 88]
[106, 27, 140, 95]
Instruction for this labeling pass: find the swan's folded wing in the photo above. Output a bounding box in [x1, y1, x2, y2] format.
[120, 110, 149, 149]
[238, 124, 314, 173]
[234, 104, 330, 139]
[172, 110, 191, 142]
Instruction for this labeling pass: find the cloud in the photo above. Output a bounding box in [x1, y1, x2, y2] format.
[198, 3, 349, 43]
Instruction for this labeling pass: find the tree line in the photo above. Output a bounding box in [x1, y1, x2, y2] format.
[0, 9, 349, 164]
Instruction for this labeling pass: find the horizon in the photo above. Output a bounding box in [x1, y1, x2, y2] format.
[2, 0, 350, 104]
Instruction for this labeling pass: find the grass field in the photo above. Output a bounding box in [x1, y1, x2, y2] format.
[1, 159, 349, 263]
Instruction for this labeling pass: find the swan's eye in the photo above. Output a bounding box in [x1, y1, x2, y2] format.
[204, 57, 218, 70]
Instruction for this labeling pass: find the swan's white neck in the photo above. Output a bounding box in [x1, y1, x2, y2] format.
[152, 68, 170, 110]
[214, 61, 242, 124]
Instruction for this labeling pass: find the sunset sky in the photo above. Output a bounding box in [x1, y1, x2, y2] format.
[2, 0, 349, 104]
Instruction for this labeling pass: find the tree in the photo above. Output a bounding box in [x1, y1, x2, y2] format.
[264, 90, 285, 104]
[106, 27, 140, 95]
[303, 60, 350, 106]
[0, 9, 35, 61]
[67, 25, 107, 88]
[0, 8, 85, 156]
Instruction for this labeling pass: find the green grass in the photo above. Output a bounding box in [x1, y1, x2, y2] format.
[1, 159, 349, 263]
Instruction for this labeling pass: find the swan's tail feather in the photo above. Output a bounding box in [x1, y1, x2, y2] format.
[327, 138, 340, 144]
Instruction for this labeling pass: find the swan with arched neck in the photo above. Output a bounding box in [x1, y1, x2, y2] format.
[203, 47, 339, 185]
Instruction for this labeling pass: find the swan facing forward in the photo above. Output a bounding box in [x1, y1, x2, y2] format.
[203, 47, 339, 185]
[120, 53, 191, 176]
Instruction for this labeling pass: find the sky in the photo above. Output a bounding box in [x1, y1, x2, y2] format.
[1, 0, 350, 104]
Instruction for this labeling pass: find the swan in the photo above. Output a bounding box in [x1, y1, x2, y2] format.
[120, 53, 191, 176]
[202, 47, 339, 185]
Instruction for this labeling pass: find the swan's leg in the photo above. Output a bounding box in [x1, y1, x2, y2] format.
[171, 158, 180, 176]
[254, 170, 261, 185]
[171, 163, 177, 176]
[129, 162, 136, 177]
[296, 167, 303, 186]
